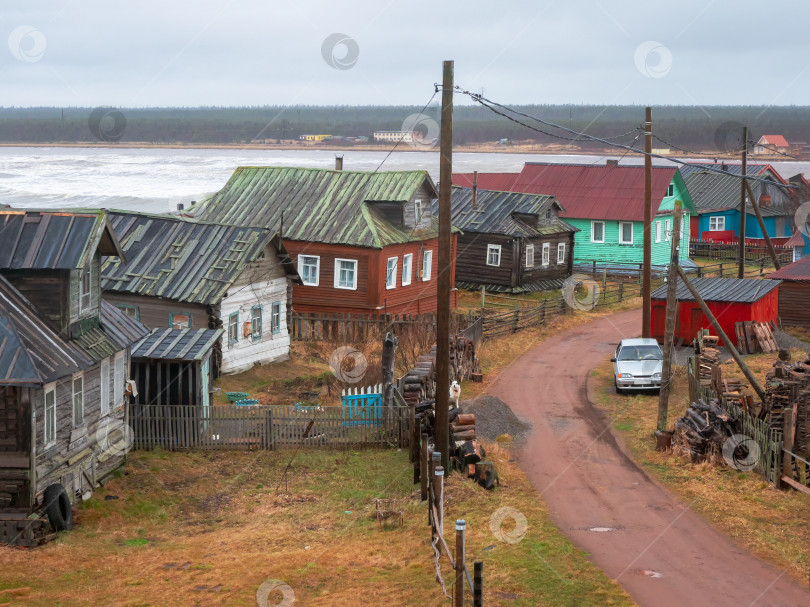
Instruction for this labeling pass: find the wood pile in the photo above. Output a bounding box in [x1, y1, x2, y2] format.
[763, 357, 810, 458]
[673, 398, 737, 463]
[735, 321, 778, 354]
[399, 334, 480, 405]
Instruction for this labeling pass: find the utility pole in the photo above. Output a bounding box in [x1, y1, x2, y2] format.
[642, 107, 652, 338]
[435, 60, 454, 472]
[738, 126, 748, 278]
[657, 202, 682, 433]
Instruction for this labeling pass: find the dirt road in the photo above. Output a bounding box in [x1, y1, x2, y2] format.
[490, 308, 809, 607]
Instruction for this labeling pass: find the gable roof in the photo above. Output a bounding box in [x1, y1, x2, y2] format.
[187, 167, 438, 249]
[759, 135, 790, 148]
[443, 187, 577, 237]
[681, 169, 793, 216]
[784, 231, 809, 249]
[102, 211, 296, 306]
[767, 254, 810, 282]
[651, 277, 780, 303]
[509, 162, 682, 221]
[452, 173, 521, 191]
[678, 162, 788, 185]
[0, 209, 125, 270]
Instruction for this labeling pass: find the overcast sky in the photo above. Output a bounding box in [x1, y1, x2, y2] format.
[2, 1, 809, 108]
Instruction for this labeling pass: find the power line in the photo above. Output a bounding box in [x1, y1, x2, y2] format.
[372, 89, 439, 174]
[746, 139, 800, 161]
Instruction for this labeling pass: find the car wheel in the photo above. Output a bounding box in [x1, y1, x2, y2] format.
[614, 380, 623, 395]
[44, 483, 73, 531]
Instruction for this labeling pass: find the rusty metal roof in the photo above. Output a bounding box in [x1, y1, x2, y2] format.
[453, 173, 521, 191]
[187, 167, 438, 248]
[651, 277, 781, 303]
[102, 211, 290, 306]
[443, 187, 577, 237]
[767, 255, 810, 282]
[0, 209, 125, 269]
[131, 327, 223, 361]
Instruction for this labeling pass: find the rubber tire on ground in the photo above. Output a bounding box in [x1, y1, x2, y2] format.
[614, 380, 623, 395]
[43, 483, 73, 531]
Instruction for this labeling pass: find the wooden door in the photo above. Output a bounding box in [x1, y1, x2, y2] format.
[0, 387, 31, 509]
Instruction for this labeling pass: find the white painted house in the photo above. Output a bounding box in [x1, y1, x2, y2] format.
[101, 211, 301, 377]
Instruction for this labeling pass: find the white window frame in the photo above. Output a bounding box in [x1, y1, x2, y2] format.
[44, 382, 56, 449]
[665, 219, 672, 242]
[486, 244, 501, 267]
[525, 244, 535, 268]
[386, 257, 398, 290]
[334, 258, 358, 290]
[72, 373, 84, 428]
[709, 216, 725, 231]
[402, 253, 413, 286]
[114, 352, 125, 407]
[619, 222, 634, 245]
[414, 199, 423, 224]
[79, 267, 92, 313]
[655, 221, 662, 243]
[591, 221, 605, 243]
[100, 358, 110, 416]
[422, 250, 432, 281]
[541, 242, 550, 266]
[557, 242, 566, 264]
[298, 255, 320, 287]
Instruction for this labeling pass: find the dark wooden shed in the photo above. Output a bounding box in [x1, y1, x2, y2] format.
[767, 255, 810, 330]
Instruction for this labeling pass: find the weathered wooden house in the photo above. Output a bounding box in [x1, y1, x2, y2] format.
[0, 210, 147, 544]
[187, 166, 458, 315]
[767, 255, 810, 330]
[101, 211, 300, 376]
[441, 187, 577, 293]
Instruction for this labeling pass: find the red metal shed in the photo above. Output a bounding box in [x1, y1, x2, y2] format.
[650, 278, 781, 346]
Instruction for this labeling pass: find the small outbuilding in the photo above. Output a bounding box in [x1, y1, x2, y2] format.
[767, 255, 810, 330]
[650, 277, 781, 346]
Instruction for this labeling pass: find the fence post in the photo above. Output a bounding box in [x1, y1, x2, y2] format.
[480, 285, 485, 309]
[429, 451, 440, 526]
[473, 562, 483, 607]
[433, 465, 444, 536]
[719, 263, 724, 277]
[782, 407, 795, 489]
[759, 258, 764, 276]
[454, 520, 466, 607]
[592, 260, 596, 275]
[618, 282, 624, 302]
[420, 433, 429, 501]
[697, 265, 703, 278]
[638, 263, 642, 283]
[512, 303, 519, 333]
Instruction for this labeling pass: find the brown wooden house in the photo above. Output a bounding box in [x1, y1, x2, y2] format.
[767, 255, 810, 330]
[0, 210, 148, 544]
[442, 187, 577, 293]
[187, 166, 458, 314]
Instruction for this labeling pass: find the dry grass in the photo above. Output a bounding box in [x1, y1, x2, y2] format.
[0, 447, 632, 607]
[782, 326, 810, 347]
[589, 358, 810, 585]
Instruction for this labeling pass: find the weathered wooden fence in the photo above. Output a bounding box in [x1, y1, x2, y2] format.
[130, 403, 410, 451]
[690, 240, 794, 265]
[290, 312, 433, 341]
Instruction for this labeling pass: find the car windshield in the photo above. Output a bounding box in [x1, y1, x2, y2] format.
[618, 345, 662, 361]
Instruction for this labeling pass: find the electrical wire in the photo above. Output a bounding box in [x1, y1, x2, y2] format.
[746, 139, 801, 161]
[372, 89, 439, 174]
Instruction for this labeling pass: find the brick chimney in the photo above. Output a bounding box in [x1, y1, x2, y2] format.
[335, 155, 344, 170]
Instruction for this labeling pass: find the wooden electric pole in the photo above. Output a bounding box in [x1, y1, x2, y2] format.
[657, 202, 682, 433]
[435, 60, 454, 472]
[642, 107, 652, 338]
[738, 126, 748, 278]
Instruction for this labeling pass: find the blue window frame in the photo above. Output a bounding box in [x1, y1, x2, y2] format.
[271, 302, 281, 334]
[228, 312, 239, 345]
[251, 305, 262, 341]
[116, 304, 140, 320]
[170, 312, 192, 329]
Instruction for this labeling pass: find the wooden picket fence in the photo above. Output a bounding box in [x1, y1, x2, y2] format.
[341, 384, 383, 426]
[130, 403, 410, 451]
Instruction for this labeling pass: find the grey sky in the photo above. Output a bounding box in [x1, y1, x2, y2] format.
[2, 0, 809, 107]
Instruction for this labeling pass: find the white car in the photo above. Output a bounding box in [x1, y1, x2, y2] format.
[611, 338, 663, 394]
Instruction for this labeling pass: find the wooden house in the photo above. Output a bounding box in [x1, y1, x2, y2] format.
[101, 211, 300, 376]
[441, 187, 577, 293]
[455, 161, 697, 269]
[650, 278, 780, 346]
[187, 166, 458, 315]
[753, 135, 791, 156]
[767, 256, 810, 330]
[0, 210, 148, 544]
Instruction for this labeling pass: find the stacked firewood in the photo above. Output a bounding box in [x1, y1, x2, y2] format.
[454, 439, 498, 489]
[673, 398, 737, 463]
[735, 321, 778, 354]
[762, 358, 810, 451]
[400, 335, 479, 405]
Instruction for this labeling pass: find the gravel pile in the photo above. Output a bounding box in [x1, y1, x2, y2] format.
[458, 395, 532, 445]
[773, 329, 810, 355]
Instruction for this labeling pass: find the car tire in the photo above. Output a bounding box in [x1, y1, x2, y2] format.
[614, 381, 623, 395]
[44, 483, 73, 532]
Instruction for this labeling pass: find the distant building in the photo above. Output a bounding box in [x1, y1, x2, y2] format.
[373, 131, 413, 143]
[754, 135, 790, 155]
[299, 134, 330, 142]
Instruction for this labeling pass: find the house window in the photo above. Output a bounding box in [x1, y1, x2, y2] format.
[619, 222, 634, 244]
[486, 244, 501, 266]
[298, 255, 320, 287]
[386, 257, 398, 289]
[116, 304, 139, 320]
[44, 383, 56, 448]
[591, 221, 605, 243]
[557, 242, 566, 264]
[402, 254, 413, 286]
[414, 199, 423, 224]
[655, 221, 662, 243]
[114, 353, 125, 407]
[709, 216, 725, 231]
[251, 306, 262, 341]
[334, 259, 358, 290]
[228, 312, 239, 345]
[525, 245, 535, 268]
[79, 267, 92, 312]
[72, 374, 84, 427]
[170, 313, 191, 329]
[667, 184, 675, 197]
[665, 219, 672, 241]
[271, 302, 281, 334]
[541, 243, 550, 266]
[100, 359, 110, 416]
[422, 250, 432, 281]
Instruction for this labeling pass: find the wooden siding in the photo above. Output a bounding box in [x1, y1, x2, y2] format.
[0, 387, 30, 509]
[455, 233, 515, 287]
[69, 254, 101, 325]
[520, 233, 574, 285]
[1, 269, 70, 337]
[777, 282, 810, 330]
[287, 241, 372, 312]
[402, 184, 435, 230]
[130, 359, 203, 407]
[102, 293, 210, 330]
[377, 237, 450, 315]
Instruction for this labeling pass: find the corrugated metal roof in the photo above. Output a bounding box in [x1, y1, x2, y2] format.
[131, 327, 223, 361]
[102, 211, 279, 306]
[510, 163, 682, 221]
[760, 135, 790, 148]
[682, 170, 792, 216]
[0, 210, 125, 269]
[678, 162, 786, 183]
[187, 167, 438, 248]
[453, 173, 521, 191]
[442, 187, 576, 237]
[651, 277, 781, 303]
[0, 275, 89, 386]
[767, 255, 810, 282]
[784, 231, 808, 248]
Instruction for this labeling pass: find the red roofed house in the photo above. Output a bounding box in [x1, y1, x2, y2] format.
[754, 135, 790, 156]
[456, 161, 696, 267]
